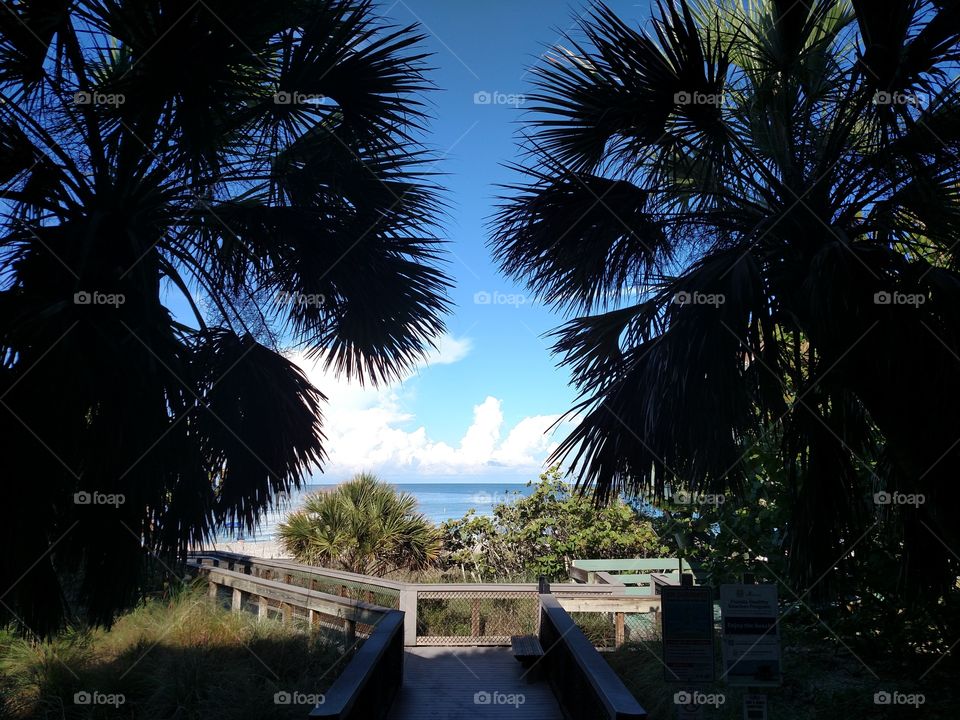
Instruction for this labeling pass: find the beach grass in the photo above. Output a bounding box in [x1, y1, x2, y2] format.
[0, 581, 349, 720]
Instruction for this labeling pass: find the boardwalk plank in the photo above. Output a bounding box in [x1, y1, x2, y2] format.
[386, 647, 562, 720]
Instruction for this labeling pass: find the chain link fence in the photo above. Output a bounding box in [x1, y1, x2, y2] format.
[416, 591, 539, 645]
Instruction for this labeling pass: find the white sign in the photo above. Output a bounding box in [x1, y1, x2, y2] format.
[719, 585, 781, 686]
[743, 694, 768, 719]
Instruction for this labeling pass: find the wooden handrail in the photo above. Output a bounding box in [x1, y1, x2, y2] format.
[310, 610, 404, 720]
[191, 551, 628, 595]
[196, 564, 387, 626]
[538, 594, 648, 719]
[190, 552, 405, 594]
[557, 596, 660, 613]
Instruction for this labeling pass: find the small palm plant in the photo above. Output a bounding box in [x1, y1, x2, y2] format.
[278, 474, 440, 577]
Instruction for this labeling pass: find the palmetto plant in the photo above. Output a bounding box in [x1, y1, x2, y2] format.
[0, 0, 449, 633]
[493, 0, 960, 595]
[278, 473, 440, 576]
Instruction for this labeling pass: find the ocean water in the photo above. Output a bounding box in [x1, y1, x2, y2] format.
[217, 481, 533, 543]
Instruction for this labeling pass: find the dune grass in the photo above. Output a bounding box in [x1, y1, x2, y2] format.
[0, 582, 349, 720]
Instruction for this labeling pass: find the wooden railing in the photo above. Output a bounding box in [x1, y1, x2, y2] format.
[569, 557, 702, 595]
[557, 594, 661, 648]
[192, 551, 624, 647]
[539, 593, 648, 719]
[190, 551, 660, 718]
[189, 556, 403, 720]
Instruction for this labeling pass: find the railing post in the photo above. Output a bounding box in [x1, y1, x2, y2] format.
[344, 616, 357, 647]
[232, 588, 243, 612]
[399, 586, 418, 647]
[615, 611, 625, 648]
[258, 595, 268, 621]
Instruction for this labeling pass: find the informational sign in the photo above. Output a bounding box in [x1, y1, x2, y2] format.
[743, 694, 768, 720]
[719, 585, 782, 686]
[661, 586, 715, 683]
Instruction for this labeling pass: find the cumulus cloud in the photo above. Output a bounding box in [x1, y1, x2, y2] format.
[288, 334, 562, 478]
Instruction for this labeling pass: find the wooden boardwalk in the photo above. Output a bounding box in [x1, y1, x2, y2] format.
[386, 647, 563, 720]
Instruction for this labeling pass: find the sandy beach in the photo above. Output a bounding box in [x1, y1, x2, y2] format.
[192, 538, 291, 559]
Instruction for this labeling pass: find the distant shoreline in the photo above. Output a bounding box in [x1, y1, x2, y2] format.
[194, 538, 290, 558]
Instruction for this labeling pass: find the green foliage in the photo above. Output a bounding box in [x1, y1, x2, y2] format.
[440, 467, 667, 581]
[655, 432, 960, 659]
[278, 473, 441, 576]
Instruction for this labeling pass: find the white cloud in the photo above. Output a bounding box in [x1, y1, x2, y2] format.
[288, 334, 563, 479]
[429, 334, 473, 366]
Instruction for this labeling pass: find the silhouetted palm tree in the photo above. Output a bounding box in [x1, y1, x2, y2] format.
[493, 0, 960, 595]
[278, 473, 440, 576]
[0, 0, 449, 633]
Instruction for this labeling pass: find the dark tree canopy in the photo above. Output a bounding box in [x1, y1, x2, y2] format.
[0, 0, 450, 633]
[493, 0, 960, 595]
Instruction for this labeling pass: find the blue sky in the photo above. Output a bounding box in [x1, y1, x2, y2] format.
[275, 1, 648, 482]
